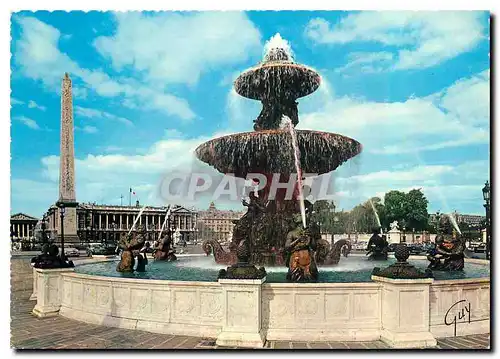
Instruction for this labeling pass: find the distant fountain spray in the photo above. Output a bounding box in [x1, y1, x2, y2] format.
[128, 205, 148, 235]
[447, 213, 462, 236]
[368, 198, 383, 234]
[127, 190, 156, 235]
[158, 205, 172, 239]
[280, 115, 306, 228]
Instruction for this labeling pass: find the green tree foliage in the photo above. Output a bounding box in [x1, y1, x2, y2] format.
[310, 189, 430, 234]
[311, 200, 336, 233]
[405, 189, 429, 231]
[383, 189, 429, 231]
[383, 190, 407, 225]
[349, 198, 384, 233]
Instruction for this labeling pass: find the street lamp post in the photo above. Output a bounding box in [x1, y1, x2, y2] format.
[435, 210, 441, 234]
[58, 204, 66, 260]
[111, 222, 116, 246]
[41, 214, 48, 245]
[482, 181, 491, 260]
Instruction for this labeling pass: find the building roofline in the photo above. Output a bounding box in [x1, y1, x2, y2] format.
[10, 212, 39, 221]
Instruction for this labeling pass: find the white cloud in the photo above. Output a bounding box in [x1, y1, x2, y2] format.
[334, 160, 489, 213]
[15, 116, 40, 130]
[226, 87, 261, 130]
[433, 69, 490, 127]
[335, 51, 394, 74]
[102, 145, 123, 153]
[11, 98, 24, 106]
[75, 106, 134, 127]
[13, 15, 196, 121]
[76, 125, 98, 134]
[10, 179, 58, 215]
[14, 16, 79, 88]
[40, 134, 210, 187]
[164, 129, 184, 139]
[33, 127, 255, 212]
[28, 100, 46, 111]
[300, 69, 490, 154]
[94, 12, 262, 86]
[305, 11, 487, 71]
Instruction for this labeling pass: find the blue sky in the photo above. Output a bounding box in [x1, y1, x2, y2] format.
[10, 11, 490, 217]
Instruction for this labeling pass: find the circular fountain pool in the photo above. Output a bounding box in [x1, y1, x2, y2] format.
[75, 255, 489, 283]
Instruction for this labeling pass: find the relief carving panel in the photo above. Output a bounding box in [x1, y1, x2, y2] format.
[200, 291, 223, 321]
[325, 292, 350, 321]
[352, 291, 379, 320]
[262, 292, 293, 327]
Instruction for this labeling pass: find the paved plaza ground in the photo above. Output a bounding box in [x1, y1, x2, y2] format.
[10, 254, 490, 350]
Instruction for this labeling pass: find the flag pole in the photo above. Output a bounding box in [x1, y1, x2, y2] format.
[129, 188, 132, 206]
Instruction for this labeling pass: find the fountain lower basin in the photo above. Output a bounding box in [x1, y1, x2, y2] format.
[31, 256, 489, 347]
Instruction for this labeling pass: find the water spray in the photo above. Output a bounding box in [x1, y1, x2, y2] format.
[127, 190, 156, 235]
[128, 205, 148, 235]
[263, 33, 294, 62]
[368, 198, 383, 235]
[158, 205, 172, 240]
[280, 115, 307, 228]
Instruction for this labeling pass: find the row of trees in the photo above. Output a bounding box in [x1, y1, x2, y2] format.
[312, 189, 433, 234]
[195, 188, 483, 241]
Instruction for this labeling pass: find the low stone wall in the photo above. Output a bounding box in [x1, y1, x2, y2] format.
[59, 273, 223, 338]
[30, 261, 490, 348]
[430, 278, 490, 338]
[261, 283, 381, 341]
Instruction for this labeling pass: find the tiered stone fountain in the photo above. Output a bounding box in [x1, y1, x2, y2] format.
[197, 35, 362, 279]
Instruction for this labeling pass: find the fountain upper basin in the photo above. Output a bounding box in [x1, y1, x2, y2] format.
[195, 129, 362, 178]
[234, 62, 321, 100]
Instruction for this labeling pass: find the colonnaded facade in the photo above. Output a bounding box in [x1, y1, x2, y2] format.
[10, 213, 38, 242]
[44, 202, 197, 245]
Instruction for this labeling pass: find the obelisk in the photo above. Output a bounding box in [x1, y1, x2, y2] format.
[56, 73, 79, 244]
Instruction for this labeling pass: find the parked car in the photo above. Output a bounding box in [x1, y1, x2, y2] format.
[353, 242, 367, 250]
[473, 243, 486, 253]
[408, 243, 424, 255]
[422, 242, 435, 253]
[32, 243, 42, 251]
[87, 243, 116, 256]
[65, 247, 80, 257]
[387, 243, 399, 252]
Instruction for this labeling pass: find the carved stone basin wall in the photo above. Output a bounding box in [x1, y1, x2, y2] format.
[31, 258, 490, 348]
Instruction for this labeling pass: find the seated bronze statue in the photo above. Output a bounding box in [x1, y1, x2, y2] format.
[154, 230, 177, 261]
[116, 225, 148, 272]
[366, 229, 388, 261]
[31, 242, 74, 269]
[427, 234, 465, 271]
[31, 227, 74, 269]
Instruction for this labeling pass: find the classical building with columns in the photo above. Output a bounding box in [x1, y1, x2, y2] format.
[10, 213, 38, 241]
[44, 202, 197, 245]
